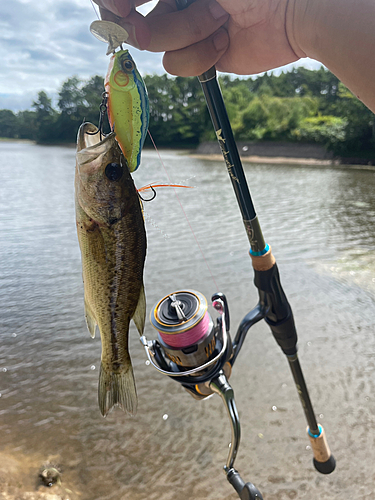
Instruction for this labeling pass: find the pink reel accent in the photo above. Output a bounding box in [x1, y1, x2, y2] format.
[158, 312, 210, 348]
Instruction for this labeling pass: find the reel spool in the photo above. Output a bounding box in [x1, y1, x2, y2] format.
[151, 290, 216, 368]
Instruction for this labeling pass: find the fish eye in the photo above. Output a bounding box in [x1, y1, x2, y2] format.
[122, 59, 134, 72]
[105, 163, 123, 181]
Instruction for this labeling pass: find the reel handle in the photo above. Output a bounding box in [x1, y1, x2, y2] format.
[227, 469, 263, 500]
[210, 374, 264, 500]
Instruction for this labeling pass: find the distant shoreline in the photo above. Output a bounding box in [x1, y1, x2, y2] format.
[188, 153, 333, 166]
[184, 152, 375, 170]
[3, 139, 375, 170]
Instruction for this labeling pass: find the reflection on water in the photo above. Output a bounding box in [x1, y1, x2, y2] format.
[1, 143, 375, 499]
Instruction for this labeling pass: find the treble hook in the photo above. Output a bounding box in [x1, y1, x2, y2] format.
[138, 185, 157, 202]
[87, 92, 109, 139]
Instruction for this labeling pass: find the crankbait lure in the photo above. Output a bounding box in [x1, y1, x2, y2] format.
[90, 20, 149, 172]
[105, 49, 149, 172]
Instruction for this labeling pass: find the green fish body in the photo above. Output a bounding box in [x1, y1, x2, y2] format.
[105, 49, 149, 172]
[75, 122, 147, 416]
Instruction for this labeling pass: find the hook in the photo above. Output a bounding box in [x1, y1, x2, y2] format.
[87, 92, 109, 138]
[138, 185, 157, 202]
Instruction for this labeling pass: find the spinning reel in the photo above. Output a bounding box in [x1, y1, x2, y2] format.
[141, 290, 264, 500]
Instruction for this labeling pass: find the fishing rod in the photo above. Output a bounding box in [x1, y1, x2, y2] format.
[141, 1, 336, 498]
[85, 12, 334, 498]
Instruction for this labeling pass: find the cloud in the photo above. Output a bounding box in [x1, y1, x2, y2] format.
[0, 0, 321, 112]
[0, 0, 164, 111]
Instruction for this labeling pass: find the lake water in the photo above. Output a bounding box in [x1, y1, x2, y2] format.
[1, 142, 375, 499]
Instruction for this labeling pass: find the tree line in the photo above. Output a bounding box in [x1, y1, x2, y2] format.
[1, 67, 374, 157]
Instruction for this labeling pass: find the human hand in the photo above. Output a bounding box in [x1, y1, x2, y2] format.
[95, 0, 304, 77]
[93, 0, 153, 49]
[95, 0, 230, 71]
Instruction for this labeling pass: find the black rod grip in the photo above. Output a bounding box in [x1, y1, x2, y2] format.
[253, 263, 298, 355]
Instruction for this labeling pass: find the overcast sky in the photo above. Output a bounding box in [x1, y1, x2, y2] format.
[0, 0, 322, 112]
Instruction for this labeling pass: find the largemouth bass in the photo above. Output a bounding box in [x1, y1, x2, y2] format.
[75, 122, 147, 416]
[105, 49, 149, 173]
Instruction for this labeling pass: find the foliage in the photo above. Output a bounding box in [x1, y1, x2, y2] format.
[234, 95, 318, 141]
[144, 74, 210, 146]
[0, 110, 19, 138]
[293, 115, 347, 146]
[1, 67, 374, 158]
[32, 91, 58, 143]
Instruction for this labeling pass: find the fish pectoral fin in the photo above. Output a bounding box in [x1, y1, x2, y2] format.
[84, 299, 97, 338]
[132, 284, 146, 336]
[98, 363, 138, 417]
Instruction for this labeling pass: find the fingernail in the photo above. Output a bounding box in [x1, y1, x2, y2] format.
[213, 29, 229, 52]
[209, 0, 228, 20]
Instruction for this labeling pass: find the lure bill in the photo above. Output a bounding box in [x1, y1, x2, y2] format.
[90, 20, 129, 55]
[75, 122, 147, 416]
[105, 49, 149, 172]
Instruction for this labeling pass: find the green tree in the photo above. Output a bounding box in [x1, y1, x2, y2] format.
[16, 110, 37, 140]
[293, 115, 347, 146]
[332, 83, 375, 155]
[81, 75, 107, 129]
[219, 78, 254, 134]
[145, 74, 210, 146]
[0, 110, 18, 138]
[235, 95, 317, 141]
[57, 76, 84, 142]
[32, 91, 58, 143]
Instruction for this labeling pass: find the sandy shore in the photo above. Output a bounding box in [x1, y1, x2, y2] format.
[0, 451, 79, 500]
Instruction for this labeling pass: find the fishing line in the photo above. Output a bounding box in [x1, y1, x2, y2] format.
[90, 0, 100, 20]
[143, 210, 170, 240]
[157, 311, 211, 348]
[147, 130, 219, 292]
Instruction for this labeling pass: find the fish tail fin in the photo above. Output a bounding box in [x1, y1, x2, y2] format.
[132, 284, 146, 336]
[98, 363, 138, 417]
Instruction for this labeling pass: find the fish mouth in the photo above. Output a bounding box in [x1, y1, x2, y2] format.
[76, 122, 117, 165]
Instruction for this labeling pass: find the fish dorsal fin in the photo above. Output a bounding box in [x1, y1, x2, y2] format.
[132, 284, 146, 335]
